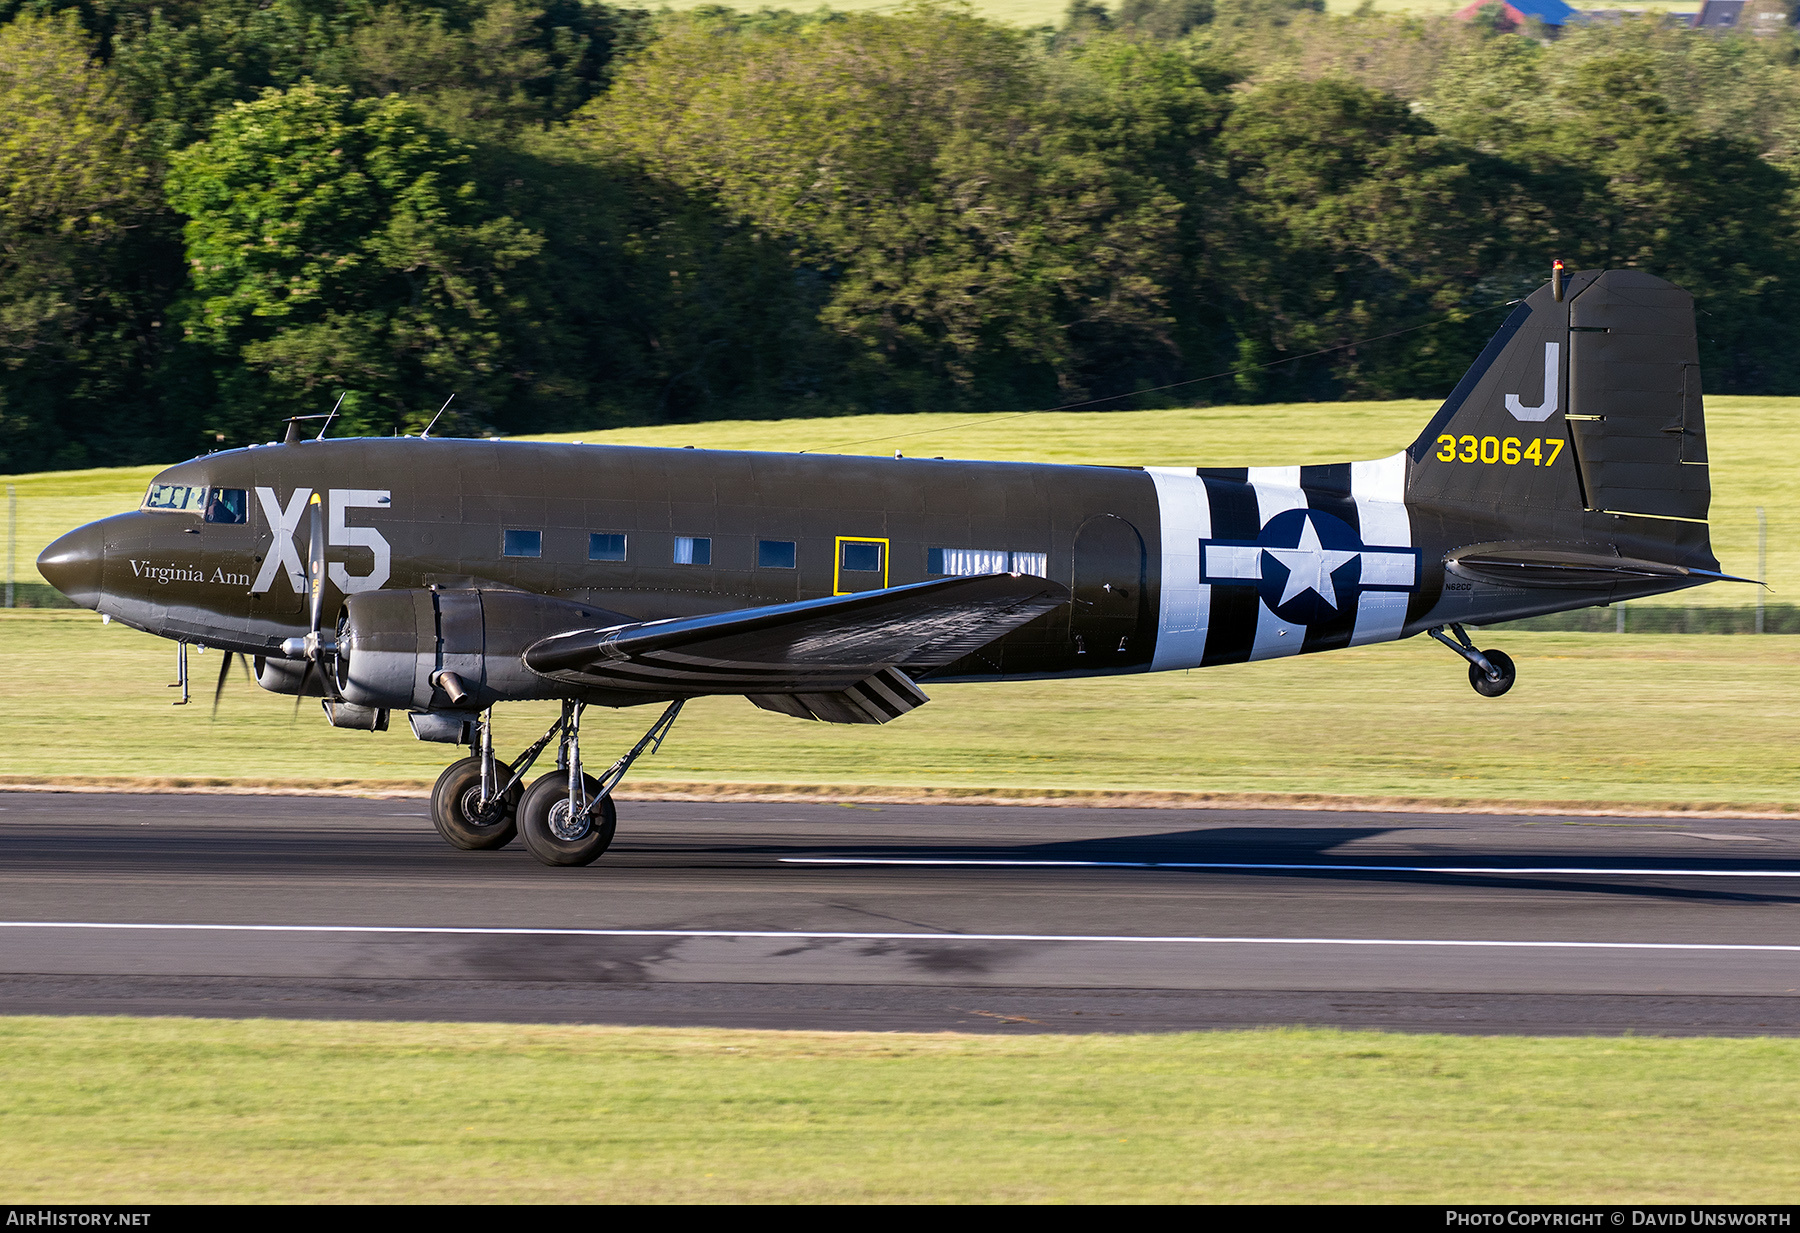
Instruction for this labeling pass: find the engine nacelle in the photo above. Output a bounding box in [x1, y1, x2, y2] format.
[254, 658, 389, 729]
[255, 655, 328, 697]
[334, 588, 622, 711]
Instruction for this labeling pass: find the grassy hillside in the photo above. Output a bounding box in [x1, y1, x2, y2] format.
[5, 397, 1792, 607]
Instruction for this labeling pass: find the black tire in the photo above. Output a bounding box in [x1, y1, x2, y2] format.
[517, 771, 617, 867]
[430, 756, 522, 851]
[1469, 648, 1517, 698]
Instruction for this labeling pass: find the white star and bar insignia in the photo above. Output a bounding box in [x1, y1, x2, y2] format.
[1201, 508, 1418, 624]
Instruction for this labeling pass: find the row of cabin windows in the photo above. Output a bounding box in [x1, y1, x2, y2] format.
[501, 531, 1046, 579]
[504, 532, 808, 568]
[503, 530, 729, 564]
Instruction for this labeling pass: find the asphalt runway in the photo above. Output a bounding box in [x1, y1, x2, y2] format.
[3, 790, 1800, 1035]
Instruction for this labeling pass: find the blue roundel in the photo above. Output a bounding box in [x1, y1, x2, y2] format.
[1254, 508, 1364, 626]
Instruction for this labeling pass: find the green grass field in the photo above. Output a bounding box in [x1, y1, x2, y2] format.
[6, 1017, 1798, 1203]
[5, 611, 1796, 807]
[5, 397, 1795, 604]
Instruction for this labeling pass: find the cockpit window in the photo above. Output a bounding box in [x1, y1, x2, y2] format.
[143, 484, 206, 513]
[142, 484, 249, 524]
[204, 488, 248, 524]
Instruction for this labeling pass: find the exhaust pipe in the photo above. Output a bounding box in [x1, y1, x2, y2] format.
[430, 670, 471, 706]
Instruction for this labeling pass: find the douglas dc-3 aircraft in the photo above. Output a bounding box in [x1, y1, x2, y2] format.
[38, 268, 1747, 866]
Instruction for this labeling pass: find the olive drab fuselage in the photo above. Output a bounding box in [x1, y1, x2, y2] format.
[54, 434, 1713, 694]
[39, 269, 1734, 710]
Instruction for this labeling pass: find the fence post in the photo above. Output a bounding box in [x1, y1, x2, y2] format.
[5, 483, 13, 609]
[1757, 506, 1767, 635]
[1616, 601, 1625, 635]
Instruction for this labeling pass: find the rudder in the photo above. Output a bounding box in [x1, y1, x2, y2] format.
[1406, 267, 1712, 555]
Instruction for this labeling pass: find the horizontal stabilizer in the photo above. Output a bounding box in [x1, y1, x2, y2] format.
[524, 573, 1069, 696]
[1447, 543, 1726, 589]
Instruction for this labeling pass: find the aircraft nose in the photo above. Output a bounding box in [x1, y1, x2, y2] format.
[38, 522, 106, 609]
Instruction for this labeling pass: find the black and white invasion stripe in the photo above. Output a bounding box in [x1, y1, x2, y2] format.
[1146, 453, 1418, 670]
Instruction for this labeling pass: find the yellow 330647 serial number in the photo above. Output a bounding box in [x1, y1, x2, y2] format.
[1435, 435, 1564, 465]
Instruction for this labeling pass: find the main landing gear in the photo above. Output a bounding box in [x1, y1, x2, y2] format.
[428, 699, 685, 867]
[1429, 623, 1517, 698]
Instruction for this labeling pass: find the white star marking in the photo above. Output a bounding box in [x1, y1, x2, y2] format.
[1265, 517, 1361, 610]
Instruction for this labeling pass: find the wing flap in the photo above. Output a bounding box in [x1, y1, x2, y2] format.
[748, 667, 931, 725]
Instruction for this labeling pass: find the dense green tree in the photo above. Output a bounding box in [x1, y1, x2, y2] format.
[164, 83, 543, 441]
[0, 1, 650, 154]
[1424, 34, 1800, 391]
[0, 12, 172, 470]
[1045, 33, 1237, 392]
[3, 1, 1800, 470]
[1211, 76, 1527, 400]
[583, 6, 1183, 406]
[339, 0, 650, 136]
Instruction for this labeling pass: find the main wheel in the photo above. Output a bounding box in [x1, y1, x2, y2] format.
[1468, 648, 1517, 698]
[430, 756, 523, 850]
[517, 771, 617, 867]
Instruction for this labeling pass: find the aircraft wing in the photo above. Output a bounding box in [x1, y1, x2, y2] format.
[523, 573, 1069, 723]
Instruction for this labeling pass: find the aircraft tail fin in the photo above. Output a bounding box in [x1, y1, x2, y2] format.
[1404, 268, 1713, 567]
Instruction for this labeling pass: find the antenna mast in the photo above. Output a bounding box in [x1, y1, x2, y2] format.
[420, 394, 456, 440]
[315, 392, 348, 441]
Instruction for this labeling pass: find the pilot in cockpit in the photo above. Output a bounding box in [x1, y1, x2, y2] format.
[203, 486, 248, 525]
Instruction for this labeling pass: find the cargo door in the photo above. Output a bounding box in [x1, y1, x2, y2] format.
[1071, 514, 1146, 662]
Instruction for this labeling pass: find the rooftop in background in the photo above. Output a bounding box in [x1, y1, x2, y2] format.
[1689, 0, 1798, 28]
[1454, 0, 1578, 24]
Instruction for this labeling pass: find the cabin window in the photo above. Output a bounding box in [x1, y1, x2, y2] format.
[840, 541, 882, 573]
[589, 532, 627, 562]
[503, 529, 542, 558]
[673, 535, 711, 566]
[757, 540, 796, 569]
[203, 488, 248, 524]
[143, 484, 207, 513]
[928, 548, 1047, 578]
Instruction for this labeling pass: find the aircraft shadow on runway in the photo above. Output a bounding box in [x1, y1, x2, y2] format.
[7, 808, 1798, 906]
[713, 825, 1800, 907]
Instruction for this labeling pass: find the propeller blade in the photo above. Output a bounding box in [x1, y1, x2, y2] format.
[294, 657, 314, 721]
[307, 492, 326, 636]
[211, 650, 235, 720]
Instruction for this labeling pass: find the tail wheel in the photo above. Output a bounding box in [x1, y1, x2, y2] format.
[1469, 648, 1517, 698]
[517, 771, 617, 868]
[430, 756, 522, 850]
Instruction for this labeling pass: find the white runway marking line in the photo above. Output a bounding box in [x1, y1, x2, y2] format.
[1, 922, 1799, 953]
[779, 857, 1800, 878]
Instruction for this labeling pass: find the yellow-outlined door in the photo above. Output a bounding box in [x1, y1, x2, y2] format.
[833, 536, 889, 595]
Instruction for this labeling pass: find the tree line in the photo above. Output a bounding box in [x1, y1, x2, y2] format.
[2, 0, 1798, 471]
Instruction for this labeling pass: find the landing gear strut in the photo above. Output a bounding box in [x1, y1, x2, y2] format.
[1429, 624, 1516, 697]
[428, 707, 563, 850]
[517, 699, 685, 867]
